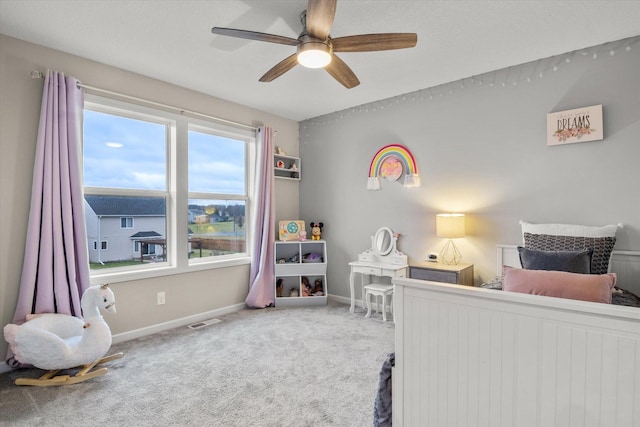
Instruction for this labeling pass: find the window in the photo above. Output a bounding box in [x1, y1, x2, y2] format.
[83, 95, 254, 279]
[188, 128, 247, 263]
[134, 241, 156, 255]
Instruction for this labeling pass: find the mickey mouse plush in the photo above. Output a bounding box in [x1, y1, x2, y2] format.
[310, 222, 324, 240]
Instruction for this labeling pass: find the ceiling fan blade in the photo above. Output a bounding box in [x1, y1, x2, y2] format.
[332, 33, 417, 52]
[325, 54, 360, 89]
[211, 27, 298, 46]
[306, 0, 336, 40]
[259, 54, 299, 82]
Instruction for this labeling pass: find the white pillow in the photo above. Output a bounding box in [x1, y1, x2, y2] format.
[519, 220, 621, 241]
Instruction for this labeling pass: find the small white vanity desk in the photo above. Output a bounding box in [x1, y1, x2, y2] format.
[349, 227, 408, 314]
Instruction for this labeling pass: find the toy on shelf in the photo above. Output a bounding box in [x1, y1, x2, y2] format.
[313, 279, 324, 296]
[302, 253, 323, 263]
[301, 276, 312, 297]
[299, 230, 307, 241]
[310, 222, 324, 240]
[289, 162, 299, 179]
[279, 220, 305, 241]
[276, 253, 300, 264]
[276, 278, 284, 297]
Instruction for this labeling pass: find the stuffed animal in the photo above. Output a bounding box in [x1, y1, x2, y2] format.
[313, 279, 324, 296]
[276, 278, 284, 297]
[302, 253, 322, 263]
[298, 230, 307, 241]
[301, 276, 312, 297]
[310, 222, 324, 240]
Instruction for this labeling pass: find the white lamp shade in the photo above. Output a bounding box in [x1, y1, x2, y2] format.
[436, 214, 465, 239]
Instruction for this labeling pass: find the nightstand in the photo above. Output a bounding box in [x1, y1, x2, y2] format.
[409, 262, 474, 286]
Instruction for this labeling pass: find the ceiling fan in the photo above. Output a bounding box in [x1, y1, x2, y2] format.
[211, 0, 417, 89]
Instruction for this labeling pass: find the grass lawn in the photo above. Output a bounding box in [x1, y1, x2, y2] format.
[90, 260, 143, 269]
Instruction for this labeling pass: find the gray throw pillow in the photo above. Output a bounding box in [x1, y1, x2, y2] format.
[518, 246, 593, 274]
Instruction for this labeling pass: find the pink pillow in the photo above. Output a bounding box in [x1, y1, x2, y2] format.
[503, 267, 616, 303]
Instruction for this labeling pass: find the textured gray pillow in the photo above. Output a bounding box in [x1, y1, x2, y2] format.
[518, 246, 593, 274]
[523, 233, 615, 275]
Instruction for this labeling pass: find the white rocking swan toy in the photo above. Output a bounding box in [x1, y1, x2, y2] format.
[3, 284, 123, 386]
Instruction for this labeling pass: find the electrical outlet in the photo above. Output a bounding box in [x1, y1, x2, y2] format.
[157, 291, 166, 305]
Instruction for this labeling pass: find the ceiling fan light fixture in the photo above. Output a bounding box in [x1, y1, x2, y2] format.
[212, 0, 417, 87]
[297, 40, 332, 68]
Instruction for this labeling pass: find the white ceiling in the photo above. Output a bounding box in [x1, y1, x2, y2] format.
[1, 1, 639, 121]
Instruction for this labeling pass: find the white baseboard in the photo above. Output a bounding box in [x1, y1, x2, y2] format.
[112, 302, 245, 344]
[329, 293, 390, 315]
[328, 294, 351, 305]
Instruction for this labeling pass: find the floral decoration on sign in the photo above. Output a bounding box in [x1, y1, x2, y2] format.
[553, 125, 597, 142]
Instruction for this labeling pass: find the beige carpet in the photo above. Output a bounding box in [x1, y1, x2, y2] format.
[0, 301, 394, 426]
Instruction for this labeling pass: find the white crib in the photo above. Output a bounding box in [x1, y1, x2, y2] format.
[392, 247, 640, 427]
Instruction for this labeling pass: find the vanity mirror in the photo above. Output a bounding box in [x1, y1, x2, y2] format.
[373, 226, 394, 256]
[358, 226, 407, 266]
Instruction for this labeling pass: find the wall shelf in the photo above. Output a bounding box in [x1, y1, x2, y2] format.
[274, 154, 300, 181]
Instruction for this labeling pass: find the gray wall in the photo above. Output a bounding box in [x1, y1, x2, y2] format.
[0, 35, 299, 361]
[300, 38, 640, 301]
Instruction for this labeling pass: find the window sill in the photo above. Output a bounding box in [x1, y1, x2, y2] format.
[89, 256, 251, 285]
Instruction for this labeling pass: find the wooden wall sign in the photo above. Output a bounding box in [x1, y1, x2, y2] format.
[547, 104, 603, 146]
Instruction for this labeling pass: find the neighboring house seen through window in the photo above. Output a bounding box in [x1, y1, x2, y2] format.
[83, 94, 253, 279]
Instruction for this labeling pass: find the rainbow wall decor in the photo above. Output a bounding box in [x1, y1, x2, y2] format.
[367, 144, 420, 190]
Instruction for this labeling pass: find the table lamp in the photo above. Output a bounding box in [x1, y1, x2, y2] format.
[436, 213, 465, 265]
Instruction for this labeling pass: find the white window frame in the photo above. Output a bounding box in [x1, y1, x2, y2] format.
[120, 217, 134, 229]
[84, 94, 254, 285]
[92, 241, 108, 251]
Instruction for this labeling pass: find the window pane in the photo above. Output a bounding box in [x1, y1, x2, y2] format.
[85, 195, 167, 270]
[84, 110, 166, 190]
[188, 199, 246, 260]
[188, 130, 245, 194]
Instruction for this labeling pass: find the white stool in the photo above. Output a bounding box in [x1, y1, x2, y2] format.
[364, 283, 394, 322]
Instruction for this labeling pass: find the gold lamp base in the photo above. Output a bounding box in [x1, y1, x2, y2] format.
[440, 240, 462, 265]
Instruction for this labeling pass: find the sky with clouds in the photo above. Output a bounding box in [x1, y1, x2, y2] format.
[83, 110, 246, 199]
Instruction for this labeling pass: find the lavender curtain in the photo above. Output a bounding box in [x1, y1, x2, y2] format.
[245, 126, 275, 308]
[7, 70, 90, 366]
